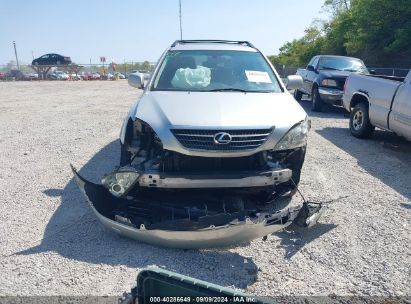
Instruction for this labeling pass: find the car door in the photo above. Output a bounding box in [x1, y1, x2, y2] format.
[39, 54, 49, 64]
[389, 71, 411, 140]
[302, 57, 314, 94]
[51, 54, 58, 65]
[304, 56, 319, 95]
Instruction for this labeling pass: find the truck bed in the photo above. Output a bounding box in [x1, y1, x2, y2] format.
[369, 74, 405, 82]
[343, 73, 403, 114]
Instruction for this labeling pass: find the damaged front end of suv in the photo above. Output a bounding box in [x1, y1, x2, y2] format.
[72, 40, 323, 248]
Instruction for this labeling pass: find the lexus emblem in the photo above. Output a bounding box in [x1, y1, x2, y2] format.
[214, 132, 232, 144]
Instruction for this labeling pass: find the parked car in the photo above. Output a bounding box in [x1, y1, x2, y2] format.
[295, 55, 370, 111]
[70, 73, 82, 80]
[343, 71, 411, 141]
[92, 72, 101, 80]
[114, 72, 125, 79]
[80, 72, 91, 80]
[72, 40, 323, 249]
[32, 53, 72, 65]
[5, 70, 30, 81]
[80, 72, 99, 80]
[27, 72, 39, 80]
[47, 71, 69, 80]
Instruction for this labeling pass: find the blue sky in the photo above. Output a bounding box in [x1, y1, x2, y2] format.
[0, 0, 326, 65]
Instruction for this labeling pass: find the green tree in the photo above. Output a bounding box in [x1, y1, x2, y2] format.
[269, 0, 411, 68]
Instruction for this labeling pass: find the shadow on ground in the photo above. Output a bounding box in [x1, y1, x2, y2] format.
[299, 97, 348, 119]
[317, 127, 411, 200]
[274, 223, 337, 259]
[16, 140, 258, 288]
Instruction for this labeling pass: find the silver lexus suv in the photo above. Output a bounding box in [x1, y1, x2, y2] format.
[72, 40, 320, 249]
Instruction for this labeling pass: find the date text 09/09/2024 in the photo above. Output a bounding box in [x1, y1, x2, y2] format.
[148, 296, 258, 303]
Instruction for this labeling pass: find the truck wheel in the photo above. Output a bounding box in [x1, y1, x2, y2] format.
[294, 90, 303, 101]
[311, 87, 323, 112]
[350, 102, 375, 138]
[120, 142, 132, 166]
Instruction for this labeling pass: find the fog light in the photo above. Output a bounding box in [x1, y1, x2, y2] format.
[101, 171, 140, 197]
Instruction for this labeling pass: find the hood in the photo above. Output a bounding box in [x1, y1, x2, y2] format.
[132, 91, 307, 156]
[320, 70, 355, 79]
[135, 91, 306, 130]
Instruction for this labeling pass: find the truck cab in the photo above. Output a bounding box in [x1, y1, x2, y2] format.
[296, 55, 369, 111]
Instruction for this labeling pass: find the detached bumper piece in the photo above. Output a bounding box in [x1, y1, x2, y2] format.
[72, 166, 323, 249]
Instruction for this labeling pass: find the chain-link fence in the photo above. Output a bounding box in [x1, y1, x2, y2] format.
[1, 62, 409, 81]
[0, 62, 155, 80]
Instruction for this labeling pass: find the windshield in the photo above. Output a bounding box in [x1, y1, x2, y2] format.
[152, 50, 282, 92]
[318, 57, 368, 73]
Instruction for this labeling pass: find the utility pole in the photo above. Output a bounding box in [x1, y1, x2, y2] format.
[179, 0, 183, 40]
[13, 41, 20, 70]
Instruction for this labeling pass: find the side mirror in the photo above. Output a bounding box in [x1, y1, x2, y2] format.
[307, 65, 316, 72]
[128, 73, 143, 89]
[285, 75, 303, 91]
[369, 69, 376, 75]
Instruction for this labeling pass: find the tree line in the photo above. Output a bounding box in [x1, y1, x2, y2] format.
[268, 0, 411, 68]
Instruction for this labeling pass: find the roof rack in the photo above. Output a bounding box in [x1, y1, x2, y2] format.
[170, 40, 256, 48]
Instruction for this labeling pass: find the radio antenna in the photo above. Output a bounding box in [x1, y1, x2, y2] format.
[179, 0, 183, 39]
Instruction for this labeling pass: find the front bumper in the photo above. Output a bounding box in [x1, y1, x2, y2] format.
[72, 166, 323, 249]
[319, 87, 344, 105]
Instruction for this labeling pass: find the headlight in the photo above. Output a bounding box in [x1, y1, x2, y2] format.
[273, 119, 310, 151]
[321, 79, 337, 87]
[134, 119, 163, 149]
[101, 171, 140, 197]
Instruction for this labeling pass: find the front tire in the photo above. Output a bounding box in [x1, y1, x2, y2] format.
[350, 102, 375, 138]
[294, 90, 303, 101]
[311, 87, 323, 112]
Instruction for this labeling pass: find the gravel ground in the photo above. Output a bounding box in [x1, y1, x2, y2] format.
[0, 81, 410, 297]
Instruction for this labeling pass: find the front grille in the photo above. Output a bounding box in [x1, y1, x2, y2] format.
[336, 78, 347, 90]
[162, 152, 266, 172]
[171, 128, 273, 151]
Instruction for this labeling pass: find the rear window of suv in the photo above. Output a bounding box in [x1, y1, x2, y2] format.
[152, 50, 282, 92]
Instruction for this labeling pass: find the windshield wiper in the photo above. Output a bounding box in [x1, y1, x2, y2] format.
[319, 66, 341, 71]
[343, 69, 360, 72]
[208, 88, 249, 92]
[207, 88, 271, 93]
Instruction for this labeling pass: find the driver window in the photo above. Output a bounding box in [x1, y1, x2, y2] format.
[307, 58, 314, 68]
[312, 57, 319, 69]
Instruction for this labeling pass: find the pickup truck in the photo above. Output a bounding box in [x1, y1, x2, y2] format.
[343, 71, 411, 141]
[295, 55, 369, 111]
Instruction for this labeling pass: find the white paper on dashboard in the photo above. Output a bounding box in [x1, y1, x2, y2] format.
[245, 70, 272, 83]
